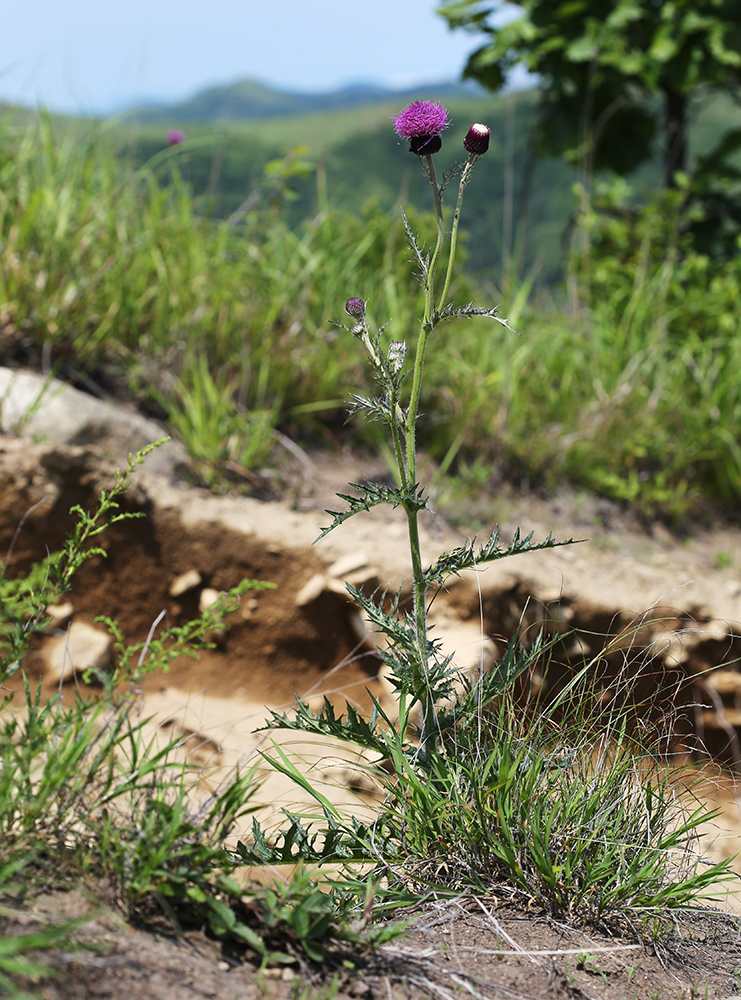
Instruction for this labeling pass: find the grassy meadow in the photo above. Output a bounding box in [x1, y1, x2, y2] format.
[0, 89, 741, 992]
[2, 89, 741, 518]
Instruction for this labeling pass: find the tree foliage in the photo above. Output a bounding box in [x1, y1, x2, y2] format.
[438, 1, 741, 190]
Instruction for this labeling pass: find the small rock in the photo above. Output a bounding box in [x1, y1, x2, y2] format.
[198, 588, 221, 613]
[705, 670, 741, 695]
[701, 708, 741, 729]
[295, 573, 326, 606]
[198, 588, 225, 644]
[44, 622, 112, 683]
[703, 619, 731, 640]
[344, 566, 379, 587]
[348, 979, 373, 997]
[241, 595, 260, 621]
[348, 609, 371, 644]
[539, 587, 566, 604]
[169, 569, 202, 597]
[46, 601, 74, 626]
[328, 552, 369, 578]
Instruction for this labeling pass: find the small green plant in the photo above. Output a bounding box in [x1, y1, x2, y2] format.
[575, 950, 608, 983]
[0, 445, 391, 983]
[0, 441, 162, 685]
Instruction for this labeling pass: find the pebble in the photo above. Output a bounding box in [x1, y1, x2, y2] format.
[199, 588, 221, 613]
[46, 601, 74, 626]
[169, 569, 202, 596]
[43, 622, 112, 683]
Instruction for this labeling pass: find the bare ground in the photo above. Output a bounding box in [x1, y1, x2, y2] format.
[5, 886, 741, 1000]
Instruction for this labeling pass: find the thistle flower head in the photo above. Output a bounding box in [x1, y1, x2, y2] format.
[463, 123, 490, 156]
[166, 129, 186, 146]
[345, 297, 366, 319]
[392, 100, 450, 156]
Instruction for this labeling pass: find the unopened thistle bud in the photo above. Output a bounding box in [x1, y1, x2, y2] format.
[463, 123, 490, 156]
[345, 298, 366, 319]
[387, 340, 408, 375]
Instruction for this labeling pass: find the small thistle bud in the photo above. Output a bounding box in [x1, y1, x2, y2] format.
[387, 340, 408, 375]
[463, 123, 490, 156]
[166, 129, 186, 146]
[345, 297, 366, 319]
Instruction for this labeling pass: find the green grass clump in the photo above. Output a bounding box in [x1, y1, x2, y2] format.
[372, 695, 730, 919]
[248, 642, 735, 925]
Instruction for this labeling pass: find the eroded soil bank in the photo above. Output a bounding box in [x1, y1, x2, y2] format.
[2, 432, 741, 890]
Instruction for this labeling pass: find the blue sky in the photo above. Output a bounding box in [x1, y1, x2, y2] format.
[0, 1, 515, 114]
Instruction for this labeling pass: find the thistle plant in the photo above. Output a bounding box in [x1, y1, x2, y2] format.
[312, 100, 573, 761]
[241, 105, 737, 920]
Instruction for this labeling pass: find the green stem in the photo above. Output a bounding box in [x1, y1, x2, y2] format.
[401, 153, 448, 761]
[422, 154, 446, 327]
[405, 504, 438, 758]
[437, 158, 474, 313]
[404, 323, 429, 489]
[389, 387, 408, 491]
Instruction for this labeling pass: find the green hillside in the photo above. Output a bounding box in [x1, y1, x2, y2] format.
[129, 78, 482, 122]
[113, 77, 741, 288]
[117, 87, 577, 285]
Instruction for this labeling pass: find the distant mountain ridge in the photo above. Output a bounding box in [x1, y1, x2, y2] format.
[128, 77, 483, 123]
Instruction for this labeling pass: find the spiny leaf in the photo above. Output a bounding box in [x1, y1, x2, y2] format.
[259, 694, 392, 756]
[315, 482, 427, 542]
[436, 300, 521, 335]
[424, 525, 582, 587]
[237, 811, 376, 866]
[346, 393, 393, 424]
[345, 582, 425, 654]
[401, 207, 429, 273]
[440, 159, 466, 194]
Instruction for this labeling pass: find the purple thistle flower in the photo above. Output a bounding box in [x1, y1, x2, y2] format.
[463, 123, 490, 156]
[166, 129, 186, 146]
[392, 100, 450, 156]
[345, 298, 366, 319]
